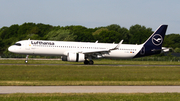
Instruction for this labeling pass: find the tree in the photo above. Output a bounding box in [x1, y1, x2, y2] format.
[17, 23, 37, 40]
[107, 24, 121, 32]
[164, 34, 180, 49]
[45, 29, 76, 41]
[97, 30, 123, 43]
[117, 27, 130, 44]
[63, 25, 95, 42]
[129, 24, 153, 44]
[92, 27, 108, 36]
[0, 24, 19, 39]
[102, 24, 130, 43]
[92, 28, 108, 42]
[37, 23, 53, 38]
[174, 47, 180, 53]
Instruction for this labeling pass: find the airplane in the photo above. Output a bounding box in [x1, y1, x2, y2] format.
[8, 24, 168, 65]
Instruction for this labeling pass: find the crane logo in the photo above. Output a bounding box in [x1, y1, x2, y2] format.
[152, 34, 163, 46]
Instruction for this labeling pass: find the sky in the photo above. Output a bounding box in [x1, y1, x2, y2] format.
[0, 0, 180, 34]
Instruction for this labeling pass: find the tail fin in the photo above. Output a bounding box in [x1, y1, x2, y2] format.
[143, 24, 168, 48]
[134, 24, 168, 58]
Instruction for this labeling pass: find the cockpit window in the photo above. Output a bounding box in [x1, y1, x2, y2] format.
[14, 43, 21, 46]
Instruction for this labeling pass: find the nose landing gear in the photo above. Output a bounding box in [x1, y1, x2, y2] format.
[25, 55, 29, 64]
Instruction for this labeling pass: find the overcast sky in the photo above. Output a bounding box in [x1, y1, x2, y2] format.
[0, 0, 180, 34]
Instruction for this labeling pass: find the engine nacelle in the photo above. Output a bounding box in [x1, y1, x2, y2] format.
[62, 53, 85, 62]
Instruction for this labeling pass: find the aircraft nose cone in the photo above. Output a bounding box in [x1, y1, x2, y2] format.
[8, 46, 13, 52]
[8, 46, 15, 52]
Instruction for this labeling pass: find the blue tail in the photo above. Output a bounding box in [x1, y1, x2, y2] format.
[134, 24, 168, 58]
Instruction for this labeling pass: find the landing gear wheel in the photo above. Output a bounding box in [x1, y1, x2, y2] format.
[25, 55, 29, 64]
[89, 60, 94, 65]
[25, 60, 28, 64]
[84, 60, 89, 65]
[84, 60, 94, 65]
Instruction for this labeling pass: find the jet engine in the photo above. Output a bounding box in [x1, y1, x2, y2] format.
[62, 53, 85, 62]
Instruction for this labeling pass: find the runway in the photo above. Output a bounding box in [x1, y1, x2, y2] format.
[1, 86, 180, 94]
[1, 63, 180, 67]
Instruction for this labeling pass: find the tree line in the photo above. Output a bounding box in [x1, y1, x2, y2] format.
[0, 22, 180, 55]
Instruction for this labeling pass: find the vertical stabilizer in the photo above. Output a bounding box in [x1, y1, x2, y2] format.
[134, 24, 168, 58]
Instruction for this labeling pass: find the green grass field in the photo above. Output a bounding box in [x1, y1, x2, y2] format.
[1, 59, 180, 65]
[0, 93, 179, 101]
[0, 59, 180, 86]
[0, 59, 180, 100]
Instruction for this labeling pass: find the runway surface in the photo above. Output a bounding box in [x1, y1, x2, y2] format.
[1, 63, 180, 67]
[1, 86, 180, 94]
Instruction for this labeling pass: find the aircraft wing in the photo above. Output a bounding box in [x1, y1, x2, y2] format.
[110, 40, 123, 50]
[77, 49, 110, 58]
[78, 40, 123, 57]
[80, 49, 110, 54]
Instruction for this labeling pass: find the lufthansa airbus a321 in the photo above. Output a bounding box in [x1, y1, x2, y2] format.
[8, 25, 168, 65]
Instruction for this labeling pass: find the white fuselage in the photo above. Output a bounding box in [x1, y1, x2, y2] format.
[8, 40, 143, 59]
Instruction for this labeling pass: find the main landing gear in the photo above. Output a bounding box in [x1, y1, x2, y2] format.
[84, 59, 94, 65]
[25, 55, 29, 64]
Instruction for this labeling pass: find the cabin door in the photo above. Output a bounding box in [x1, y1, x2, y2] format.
[25, 39, 31, 50]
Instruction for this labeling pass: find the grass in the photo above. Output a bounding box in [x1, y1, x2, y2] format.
[0, 64, 180, 86]
[0, 59, 179, 100]
[0, 93, 180, 101]
[1, 59, 180, 65]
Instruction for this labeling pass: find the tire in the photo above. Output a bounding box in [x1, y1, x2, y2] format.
[84, 60, 89, 65]
[89, 60, 94, 65]
[25, 60, 28, 64]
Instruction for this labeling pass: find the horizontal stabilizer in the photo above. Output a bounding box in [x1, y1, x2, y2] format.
[151, 49, 161, 52]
